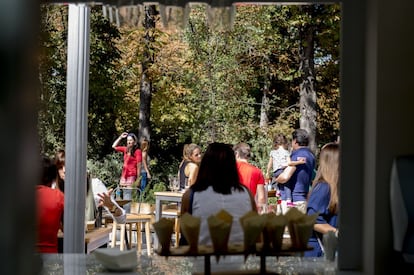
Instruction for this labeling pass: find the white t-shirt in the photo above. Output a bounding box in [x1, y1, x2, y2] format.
[191, 186, 253, 245]
[270, 147, 290, 171]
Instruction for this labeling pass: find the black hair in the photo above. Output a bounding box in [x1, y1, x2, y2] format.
[191, 142, 244, 195]
[41, 157, 57, 187]
[292, 129, 310, 146]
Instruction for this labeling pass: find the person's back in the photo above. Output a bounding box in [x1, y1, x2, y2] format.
[236, 161, 264, 197]
[286, 146, 315, 201]
[192, 185, 252, 244]
[275, 129, 316, 213]
[36, 157, 64, 253]
[181, 143, 256, 245]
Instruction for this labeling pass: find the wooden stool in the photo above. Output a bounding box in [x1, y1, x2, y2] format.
[110, 213, 153, 255]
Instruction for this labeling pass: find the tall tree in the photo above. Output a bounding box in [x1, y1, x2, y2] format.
[139, 5, 158, 141]
[298, 4, 317, 152]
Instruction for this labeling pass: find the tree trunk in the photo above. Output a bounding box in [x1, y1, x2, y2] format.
[298, 5, 317, 153]
[139, 5, 157, 141]
[260, 86, 269, 128]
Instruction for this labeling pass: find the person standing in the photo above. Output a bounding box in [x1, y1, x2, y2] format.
[305, 142, 340, 257]
[233, 142, 266, 211]
[275, 129, 316, 214]
[178, 143, 202, 190]
[265, 134, 306, 204]
[181, 143, 256, 245]
[140, 137, 151, 192]
[112, 132, 142, 213]
[36, 157, 64, 253]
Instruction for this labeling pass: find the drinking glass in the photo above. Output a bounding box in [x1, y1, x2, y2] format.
[172, 177, 180, 192]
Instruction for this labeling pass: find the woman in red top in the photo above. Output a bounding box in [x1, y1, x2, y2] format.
[36, 157, 64, 253]
[112, 132, 142, 213]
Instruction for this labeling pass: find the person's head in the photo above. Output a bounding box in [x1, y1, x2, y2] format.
[126, 133, 139, 154]
[40, 157, 57, 187]
[192, 142, 243, 195]
[184, 143, 202, 164]
[312, 142, 340, 214]
[233, 142, 251, 160]
[292, 129, 309, 149]
[273, 134, 288, 149]
[140, 137, 150, 152]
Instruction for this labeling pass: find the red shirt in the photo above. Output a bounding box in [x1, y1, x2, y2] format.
[36, 185, 64, 253]
[115, 146, 142, 178]
[236, 161, 265, 197]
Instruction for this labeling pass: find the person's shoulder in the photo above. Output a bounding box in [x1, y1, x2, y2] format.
[312, 181, 330, 192]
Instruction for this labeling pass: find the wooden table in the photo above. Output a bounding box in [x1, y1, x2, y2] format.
[154, 191, 184, 249]
[58, 227, 112, 254]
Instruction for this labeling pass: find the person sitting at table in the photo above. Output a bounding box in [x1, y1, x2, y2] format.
[36, 157, 65, 253]
[305, 142, 340, 257]
[178, 143, 202, 190]
[97, 189, 126, 224]
[181, 142, 256, 245]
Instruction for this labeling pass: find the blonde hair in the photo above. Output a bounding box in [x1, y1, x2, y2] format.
[140, 138, 149, 152]
[183, 143, 201, 162]
[312, 142, 340, 214]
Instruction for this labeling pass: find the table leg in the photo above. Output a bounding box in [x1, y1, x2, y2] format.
[154, 197, 162, 250]
[204, 255, 211, 275]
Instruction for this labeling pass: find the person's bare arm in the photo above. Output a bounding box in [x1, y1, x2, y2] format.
[180, 189, 192, 215]
[256, 184, 266, 205]
[112, 132, 127, 149]
[98, 189, 126, 223]
[275, 166, 296, 184]
[142, 151, 151, 178]
[288, 157, 306, 166]
[265, 157, 273, 182]
[314, 223, 338, 235]
[187, 163, 199, 186]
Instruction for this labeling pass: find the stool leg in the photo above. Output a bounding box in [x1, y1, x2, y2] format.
[137, 222, 142, 255]
[128, 223, 132, 249]
[145, 220, 152, 255]
[175, 217, 180, 248]
[111, 221, 117, 248]
[120, 224, 125, 251]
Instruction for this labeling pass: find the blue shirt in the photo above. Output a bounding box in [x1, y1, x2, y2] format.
[284, 147, 315, 201]
[305, 182, 338, 257]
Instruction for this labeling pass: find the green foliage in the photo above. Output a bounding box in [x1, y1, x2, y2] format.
[38, 6, 126, 159]
[39, 4, 341, 195]
[87, 153, 123, 190]
[141, 181, 167, 204]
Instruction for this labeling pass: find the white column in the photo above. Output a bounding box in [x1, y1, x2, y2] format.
[64, 3, 90, 253]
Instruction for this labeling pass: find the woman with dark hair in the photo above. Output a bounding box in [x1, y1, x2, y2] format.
[36, 157, 64, 253]
[54, 149, 65, 192]
[181, 142, 256, 245]
[305, 142, 340, 257]
[112, 132, 142, 213]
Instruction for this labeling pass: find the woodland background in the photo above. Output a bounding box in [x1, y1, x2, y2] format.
[38, 3, 340, 194]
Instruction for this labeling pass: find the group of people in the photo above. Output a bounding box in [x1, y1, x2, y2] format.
[37, 128, 339, 258]
[36, 154, 126, 253]
[112, 132, 151, 212]
[178, 129, 339, 258]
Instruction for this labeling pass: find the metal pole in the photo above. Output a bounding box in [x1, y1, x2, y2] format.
[64, 3, 90, 253]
